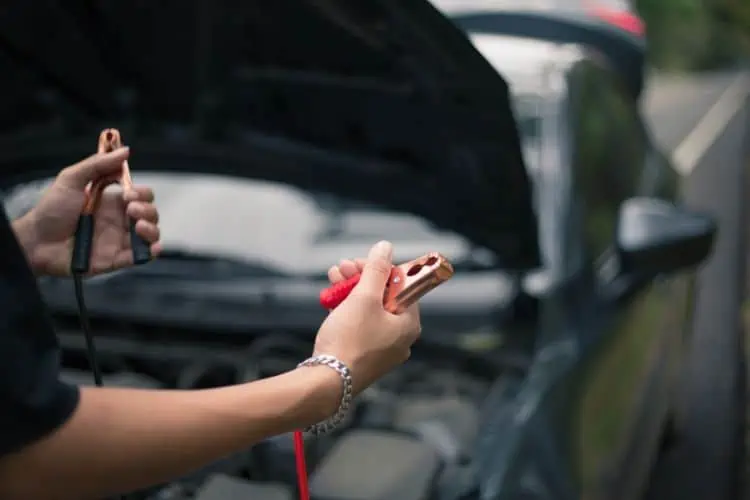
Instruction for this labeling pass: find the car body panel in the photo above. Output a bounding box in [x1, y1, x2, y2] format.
[469, 47, 692, 499]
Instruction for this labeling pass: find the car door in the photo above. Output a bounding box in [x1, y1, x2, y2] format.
[565, 60, 689, 500]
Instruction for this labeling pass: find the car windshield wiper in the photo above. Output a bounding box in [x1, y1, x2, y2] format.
[115, 249, 293, 280]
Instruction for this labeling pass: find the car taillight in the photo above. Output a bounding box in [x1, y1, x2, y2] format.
[589, 7, 645, 36]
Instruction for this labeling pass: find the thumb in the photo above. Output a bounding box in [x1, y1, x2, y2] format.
[356, 240, 394, 295]
[58, 147, 130, 189]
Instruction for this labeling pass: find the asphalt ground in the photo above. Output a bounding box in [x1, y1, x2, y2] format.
[642, 71, 750, 500]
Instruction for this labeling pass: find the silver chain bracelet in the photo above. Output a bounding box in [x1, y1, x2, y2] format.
[297, 354, 353, 436]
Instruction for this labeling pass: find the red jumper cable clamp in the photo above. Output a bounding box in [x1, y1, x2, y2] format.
[319, 252, 454, 313]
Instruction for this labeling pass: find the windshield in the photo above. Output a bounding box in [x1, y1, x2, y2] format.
[512, 92, 544, 170]
[429, 0, 635, 14]
[429, 0, 566, 13]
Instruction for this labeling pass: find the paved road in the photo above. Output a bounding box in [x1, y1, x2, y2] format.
[641, 71, 744, 153]
[642, 70, 750, 500]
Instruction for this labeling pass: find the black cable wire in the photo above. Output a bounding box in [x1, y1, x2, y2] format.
[74, 274, 130, 500]
[73, 274, 104, 386]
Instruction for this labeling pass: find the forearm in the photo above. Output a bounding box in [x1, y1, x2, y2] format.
[0, 366, 340, 500]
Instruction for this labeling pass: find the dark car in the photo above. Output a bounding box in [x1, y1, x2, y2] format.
[430, 0, 648, 98]
[0, 1, 714, 500]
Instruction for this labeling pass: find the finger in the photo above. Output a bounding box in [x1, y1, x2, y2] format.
[338, 259, 361, 279]
[401, 348, 412, 364]
[113, 241, 163, 269]
[126, 202, 159, 224]
[328, 265, 345, 283]
[57, 147, 130, 189]
[134, 219, 160, 243]
[391, 303, 422, 344]
[123, 184, 155, 203]
[354, 241, 393, 297]
[327, 258, 367, 284]
[150, 241, 163, 258]
[353, 258, 367, 273]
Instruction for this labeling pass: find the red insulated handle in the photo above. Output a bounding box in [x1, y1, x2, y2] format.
[319, 274, 362, 310]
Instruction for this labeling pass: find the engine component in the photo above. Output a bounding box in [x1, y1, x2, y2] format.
[56, 321, 493, 500]
[309, 430, 440, 500]
[358, 388, 399, 429]
[256, 433, 306, 484]
[435, 462, 480, 500]
[60, 369, 162, 388]
[174, 452, 254, 493]
[193, 474, 292, 500]
[143, 482, 190, 500]
[393, 397, 480, 464]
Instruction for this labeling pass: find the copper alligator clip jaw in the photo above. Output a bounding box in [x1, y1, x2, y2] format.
[383, 252, 454, 314]
[319, 252, 454, 314]
[70, 128, 152, 274]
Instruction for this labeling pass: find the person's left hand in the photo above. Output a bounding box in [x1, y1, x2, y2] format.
[21, 147, 162, 277]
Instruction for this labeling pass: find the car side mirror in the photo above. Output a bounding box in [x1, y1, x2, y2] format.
[616, 197, 717, 276]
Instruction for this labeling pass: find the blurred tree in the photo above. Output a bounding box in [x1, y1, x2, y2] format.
[635, 0, 749, 71]
[709, 0, 750, 58]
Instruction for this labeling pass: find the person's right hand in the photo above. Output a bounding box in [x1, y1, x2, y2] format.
[313, 240, 421, 395]
[20, 148, 162, 277]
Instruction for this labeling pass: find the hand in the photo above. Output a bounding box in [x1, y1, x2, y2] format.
[313, 241, 421, 395]
[21, 147, 162, 277]
[327, 257, 367, 284]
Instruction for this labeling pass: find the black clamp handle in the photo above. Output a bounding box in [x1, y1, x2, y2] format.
[71, 214, 152, 274]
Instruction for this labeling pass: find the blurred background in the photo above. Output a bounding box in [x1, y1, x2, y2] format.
[636, 0, 749, 71]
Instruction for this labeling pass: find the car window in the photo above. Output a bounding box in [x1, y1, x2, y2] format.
[570, 63, 646, 261]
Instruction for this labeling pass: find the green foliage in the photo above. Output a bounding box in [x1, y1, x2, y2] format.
[635, 0, 750, 71]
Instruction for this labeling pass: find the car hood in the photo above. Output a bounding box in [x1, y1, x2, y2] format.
[0, 0, 539, 269]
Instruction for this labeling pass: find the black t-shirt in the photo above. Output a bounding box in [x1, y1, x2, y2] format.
[0, 206, 79, 456]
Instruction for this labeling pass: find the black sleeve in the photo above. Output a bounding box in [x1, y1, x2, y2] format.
[0, 206, 80, 457]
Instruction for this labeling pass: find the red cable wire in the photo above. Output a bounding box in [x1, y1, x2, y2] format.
[319, 274, 361, 310]
[294, 430, 310, 500]
[294, 275, 362, 500]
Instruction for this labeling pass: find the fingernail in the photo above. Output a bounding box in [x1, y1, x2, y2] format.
[370, 240, 393, 260]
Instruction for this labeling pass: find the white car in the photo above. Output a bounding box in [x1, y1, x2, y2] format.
[430, 0, 648, 98]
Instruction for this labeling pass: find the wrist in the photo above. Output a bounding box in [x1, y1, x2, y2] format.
[294, 365, 343, 424]
[11, 211, 45, 274]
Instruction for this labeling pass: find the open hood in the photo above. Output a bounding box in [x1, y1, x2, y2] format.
[0, 0, 539, 269]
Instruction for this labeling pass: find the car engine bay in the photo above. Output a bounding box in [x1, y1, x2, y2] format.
[53, 314, 508, 500]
